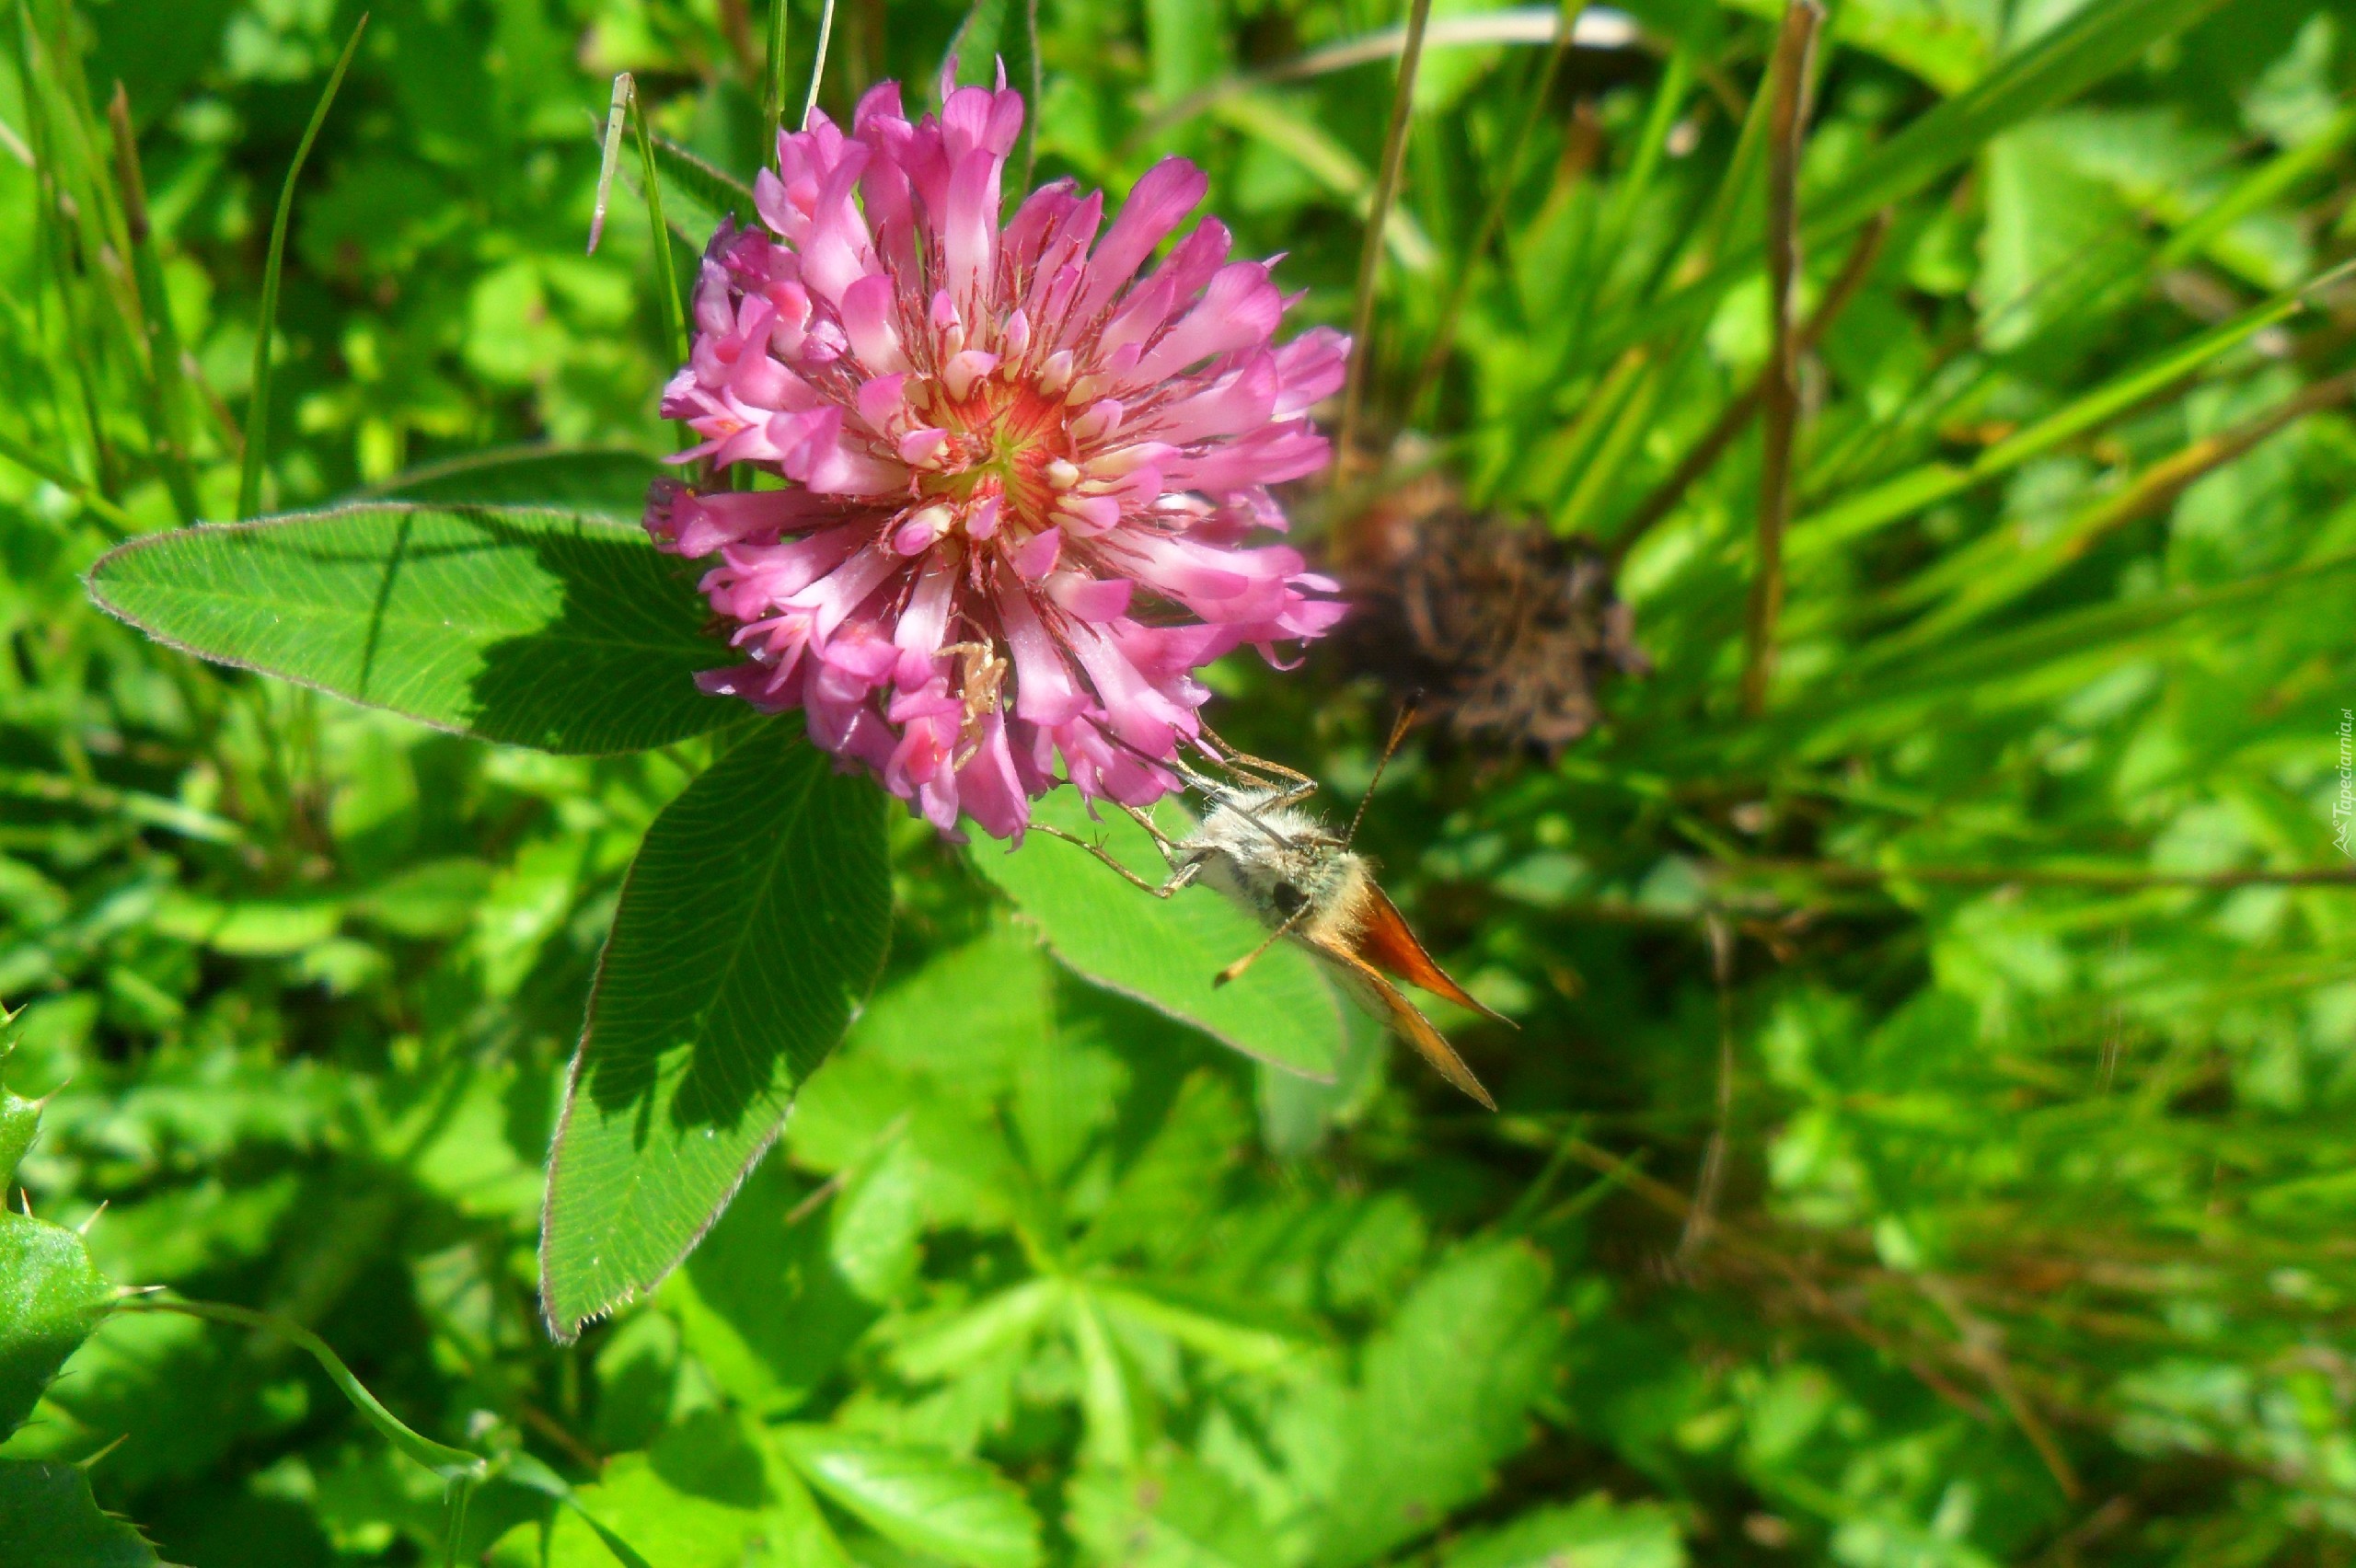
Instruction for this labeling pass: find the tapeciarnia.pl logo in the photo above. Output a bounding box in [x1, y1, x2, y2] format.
[2337, 708, 2353, 859]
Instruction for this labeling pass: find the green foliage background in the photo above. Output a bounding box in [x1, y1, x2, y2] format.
[5, 0, 2356, 1562]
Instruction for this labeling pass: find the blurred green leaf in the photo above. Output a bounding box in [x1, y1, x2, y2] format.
[1067, 1449, 1269, 1568]
[540, 722, 891, 1338]
[1315, 1242, 1565, 1565]
[1441, 1493, 1685, 1568]
[773, 1424, 1044, 1568]
[87, 505, 731, 755]
[1809, 0, 2235, 238]
[351, 858, 495, 940]
[357, 446, 666, 521]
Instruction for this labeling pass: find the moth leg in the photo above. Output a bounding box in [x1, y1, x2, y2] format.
[1213, 903, 1311, 986]
[1194, 718, 1319, 791]
[1259, 778, 1320, 813]
[1120, 801, 1184, 865]
[1033, 824, 1175, 896]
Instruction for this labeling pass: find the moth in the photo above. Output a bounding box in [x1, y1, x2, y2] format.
[1042, 709, 1506, 1109]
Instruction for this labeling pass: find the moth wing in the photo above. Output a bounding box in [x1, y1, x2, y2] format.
[1308, 935, 1497, 1111]
[1348, 884, 1514, 1026]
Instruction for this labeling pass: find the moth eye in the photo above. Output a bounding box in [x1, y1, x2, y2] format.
[1272, 882, 1309, 917]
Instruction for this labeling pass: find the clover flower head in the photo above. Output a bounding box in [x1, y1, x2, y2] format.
[648, 64, 1348, 839]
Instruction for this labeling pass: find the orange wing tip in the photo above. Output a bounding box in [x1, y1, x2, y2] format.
[1312, 934, 1498, 1110]
[1347, 885, 1513, 1026]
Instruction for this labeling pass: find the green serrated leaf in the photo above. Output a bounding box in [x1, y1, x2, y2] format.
[347, 858, 495, 940]
[0, 1014, 38, 1182]
[540, 722, 891, 1339]
[971, 793, 1343, 1080]
[0, 1093, 36, 1188]
[0, 1211, 110, 1436]
[87, 505, 730, 755]
[1441, 1493, 1686, 1568]
[0, 1461, 167, 1567]
[1314, 1242, 1565, 1566]
[772, 1424, 1043, 1568]
[1066, 1450, 1269, 1568]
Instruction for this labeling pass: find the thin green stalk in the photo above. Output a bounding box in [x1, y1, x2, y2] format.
[1877, 366, 2356, 653]
[2159, 100, 2356, 270]
[1553, 358, 1662, 536]
[504, 1454, 658, 1568]
[237, 13, 367, 522]
[1807, 120, 2356, 507]
[762, 0, 790, 129]
[118, 1296, 653, 1568]
[1334, 0, 1434, 474]
[627, 78, 690, 365]
[121, 1297, 484, 1479]
[106, 82, 200, 524]
[804, 0, 837, 126]
[1675, 40, 1776, 287]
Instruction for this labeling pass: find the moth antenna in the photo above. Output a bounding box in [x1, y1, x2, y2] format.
[1345, 694, 1422, 848]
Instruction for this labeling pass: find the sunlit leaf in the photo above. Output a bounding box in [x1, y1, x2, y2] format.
[971, 792, 1344, 1080]
[87, 505, 730, 755]
[773, 1424, 1043, 1568]
[1313, 1242, 1565, 1565]
[0, 1213, 110, 1435]
[1442, 1493, 1686, 1568]
[540, 722, 891, 1339]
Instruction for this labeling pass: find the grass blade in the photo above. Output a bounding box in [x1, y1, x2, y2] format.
[1611, 212, 1888, 559]
[588, 73, 630, 255]
[1405, 2, 1580, 419]
[105, 82, 199, 525]
[805, 0, 837, 126]
[1881, 367, 2356, 652]
[763, 0, 790, 129]
[14, 4, 120, 499]
[1738, 0, 1821, 716]
[1787, 266, 2344, 562]
[1334, 0, 1435, 473]
[1594, 0, 2235, 374]
[2155, 99, 2356, 271]
[626, 78, 690, 365]
[237, 13, 367, 522]
[1809, 0, 2233, 241]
